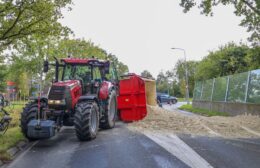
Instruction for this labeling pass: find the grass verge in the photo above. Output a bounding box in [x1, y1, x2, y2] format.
[178, 104, 229, 117]
[0, 127, 25, 161]
[177, 98, 193, 102]
[0, 102, 26, 161]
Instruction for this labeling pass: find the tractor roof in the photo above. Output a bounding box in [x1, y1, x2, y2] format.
[61, 58, 110, 67]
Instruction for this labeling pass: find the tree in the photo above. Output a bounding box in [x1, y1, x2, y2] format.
[245, 46, 260, 70]
[0, 56, 7, 92]
[0, 0, 72, 51]
[107, 54, 129, 77]
[156, 71, 168, 84]
[5, 37, 129, 96]
[140, 70, 154, 79]
[194, 42, 256, 80]
[50, 39, 107, 59]
[156, 71, 181, 96]
[180, 0, 260, 45]
[174, 59, 198, 97]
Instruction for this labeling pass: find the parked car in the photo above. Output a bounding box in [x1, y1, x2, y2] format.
[157, 93, 178, 105]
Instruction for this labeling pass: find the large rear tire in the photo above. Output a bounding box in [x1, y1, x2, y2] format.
[20, 101, 46, 141]
[100, 90, 117, 129]
[74, 101, 99, 141]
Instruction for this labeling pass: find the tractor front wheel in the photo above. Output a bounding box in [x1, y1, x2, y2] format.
[100, 90, 117, 129]
[20, 101, 46, 141]
[74, 101, 99, 141]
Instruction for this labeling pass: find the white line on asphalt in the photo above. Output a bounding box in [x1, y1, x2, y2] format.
[145, 132, 213, 168]
[240, 126, 260, 137]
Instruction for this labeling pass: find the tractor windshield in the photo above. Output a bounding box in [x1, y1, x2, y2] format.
[62, 64, 92, 82]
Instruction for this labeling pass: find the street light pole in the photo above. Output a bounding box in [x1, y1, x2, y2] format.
[171, 47, 190, 105]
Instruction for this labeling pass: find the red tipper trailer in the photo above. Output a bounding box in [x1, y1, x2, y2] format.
[117, 73, 147, 122]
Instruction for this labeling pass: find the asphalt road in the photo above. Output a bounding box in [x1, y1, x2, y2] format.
[5, 123, 189, 168]
[4, 121, 260, 168]
[162, 102, 196, 116]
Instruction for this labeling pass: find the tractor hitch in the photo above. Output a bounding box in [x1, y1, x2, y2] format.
[27, 120, 56, 139]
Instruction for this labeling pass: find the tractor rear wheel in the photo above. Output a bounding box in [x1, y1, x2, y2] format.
[20, 101, 46, 141]
[74, 101, 99, 141]
[100, 90, 117, 129]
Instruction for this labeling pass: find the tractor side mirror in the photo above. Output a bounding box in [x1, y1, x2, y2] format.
[43, 60, 49, 73]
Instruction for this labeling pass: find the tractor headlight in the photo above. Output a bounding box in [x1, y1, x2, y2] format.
[48, 99, 66, 105]
[55, 100, 66, 105]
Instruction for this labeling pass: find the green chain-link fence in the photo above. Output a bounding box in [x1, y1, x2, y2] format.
[193, 69, 260, 104]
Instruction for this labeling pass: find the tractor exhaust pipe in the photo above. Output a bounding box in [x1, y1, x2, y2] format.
[54, 57, 59, 82]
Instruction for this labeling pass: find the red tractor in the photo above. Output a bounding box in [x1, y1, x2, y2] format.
[21, 57, 119, 141]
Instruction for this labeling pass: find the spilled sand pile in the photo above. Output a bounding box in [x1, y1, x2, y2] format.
[128, 106, 260, 138]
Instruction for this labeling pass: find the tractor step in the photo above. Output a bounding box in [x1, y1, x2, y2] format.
[27, 120, 55, 139]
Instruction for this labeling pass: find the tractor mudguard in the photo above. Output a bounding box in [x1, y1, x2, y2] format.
[78, 95, 98, 103]
[99, 81, 114, 100]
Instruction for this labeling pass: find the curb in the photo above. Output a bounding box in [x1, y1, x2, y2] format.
[0, 140, 28, 167]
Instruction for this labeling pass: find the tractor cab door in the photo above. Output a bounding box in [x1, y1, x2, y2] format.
[117, 74, 147, 122]
[91, 67, 102, 94]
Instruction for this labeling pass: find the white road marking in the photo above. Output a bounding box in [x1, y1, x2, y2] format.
[241, 126, 260, 137]
[145, 132, 213, 168]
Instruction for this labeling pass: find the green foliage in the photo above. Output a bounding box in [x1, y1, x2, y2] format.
[195, 43, 259, 80]
[180, 0, 260, 45]
[227, 72, 248, 102]
[0, 56, 7, 92]
[247, 69, 260, 103]
[49, 38, 107, 59]
[174, 59, 198, 97]
[212, 76, 228, 101]
[4, 38, 129, 96]
[201, 79, 214, 101]
[140, 70, 154, 79]
[179, 104, 229, 116]
[156, 70, 182, 97]
[107, 54, 129, 77]
[0, 128, 25, 161]
[0, 104, 25, 161]
[176, 97, 193, 102]
[0, 0, 72, 51]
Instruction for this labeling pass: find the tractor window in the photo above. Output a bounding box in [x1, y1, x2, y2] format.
[93, 67, 101, 81]
[63, 65, 74, 80]
[75, 66, 91, 81]
[63, 65, 91, 81]
[105, 64, 117, 82]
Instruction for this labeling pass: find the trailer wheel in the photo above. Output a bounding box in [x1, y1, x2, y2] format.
[74, 101, 99, 141]
[20, 101, 45, 141]
[100, 90, 117, 129]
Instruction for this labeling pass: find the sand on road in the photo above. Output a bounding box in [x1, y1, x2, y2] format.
[128, 106, 260, 138]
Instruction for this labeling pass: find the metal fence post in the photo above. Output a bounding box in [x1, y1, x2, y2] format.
[224, 76, 230, 102]
[244, 71, 251, 103]
[200, 81, 204, 100]
[210, 78, 215, 102]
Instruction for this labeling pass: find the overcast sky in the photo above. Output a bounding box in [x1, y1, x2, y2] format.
[60, 0, 250, 77]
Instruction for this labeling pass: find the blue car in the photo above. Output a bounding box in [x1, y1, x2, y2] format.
[157, 93, 178, 106]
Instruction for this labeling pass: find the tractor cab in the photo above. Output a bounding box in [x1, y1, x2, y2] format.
[59, 58, 115, 95]
[45, 58, 118, 111]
